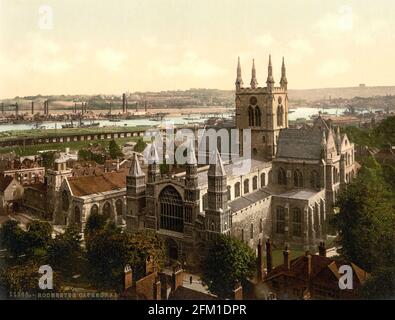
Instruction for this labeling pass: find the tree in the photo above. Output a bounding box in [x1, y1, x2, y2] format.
[24, 221, 52, 257]
[0, 220, 28, 258]
[47, 225, 82, 276]
[127, 230, 165, 281]
[361, 267, 395, 299]
[133, 138, 147, 153]
[84, 211, 109, 240]
[109, 139, 122, 159]
[332, 157, 395, 273]
[202, 235, 256, 299]
[0, 262, 60, 295]
[85, 226, 129, 290]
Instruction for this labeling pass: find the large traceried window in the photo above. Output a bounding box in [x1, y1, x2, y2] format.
[276, 206, 285, 234]
[292, 208, 302, 237]
[248, 106, 255, 127]
[255, 107, 261, 126]
[159, 186, 184, 233]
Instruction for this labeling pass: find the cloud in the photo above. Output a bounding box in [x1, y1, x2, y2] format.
[317, 59, 350, 78]
[316, 5, 354, 37]
[156, 51, 225, 78]
[287, 36, 314, 64]
[95, 48, 127, 72]
[254, 34, 274, 48]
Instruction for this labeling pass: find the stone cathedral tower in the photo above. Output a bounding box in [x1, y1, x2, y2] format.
[205, 149, 231, 240]
[126, 153, 146, 232]
[235, 55, 289, 159]
[183, 140, 200, 239]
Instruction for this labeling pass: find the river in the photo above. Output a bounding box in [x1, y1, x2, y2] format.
[0, 107, 342, 133]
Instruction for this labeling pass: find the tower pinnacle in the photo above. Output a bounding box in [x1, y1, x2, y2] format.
[266, 54, 275, 90]
[235, 56, 243, 90]
[250, 59, 258, 89]
[280, 57, 288, 90]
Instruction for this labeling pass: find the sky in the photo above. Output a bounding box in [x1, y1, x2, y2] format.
[1, 0, 395, 98]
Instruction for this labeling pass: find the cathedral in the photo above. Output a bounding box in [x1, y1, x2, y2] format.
[48, 56, 356, 266]
[124, 56, 357, 265]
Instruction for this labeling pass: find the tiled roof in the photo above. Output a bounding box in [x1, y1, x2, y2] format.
[0, 175, 13, 192]
[266, 254, 369, 289]
[67, 170, 127, 197]
[277, 128, 323, 160]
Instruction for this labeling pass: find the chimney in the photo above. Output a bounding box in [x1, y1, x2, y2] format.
[233, 281, 243, 300]
[153, 277, 161, 300]
[306, 253, 312, 279]
[283, 245, 291, 270]
[265, 238, 273, 273]
[257, 239, 264, 281]
[124, 265, 133, 291]
[318, 241, 326, 257]
[1, 102, 4, 114]
[122, 93, 126, 113]
[171, 265, 183, 291]
[31, 101, 34, 115]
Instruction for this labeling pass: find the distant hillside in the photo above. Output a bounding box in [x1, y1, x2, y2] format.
[288, 86, 395, 102]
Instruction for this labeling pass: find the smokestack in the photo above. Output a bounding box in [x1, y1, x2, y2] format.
[45, 100, 49, 115]
[283, 245, 291, 270]
[81, 102, 84, 115]
[1, 102, 4, 114]
[31, 101, 34, 114]
[15, 102, 19, 116]
[257, 239, 265, 281]
[122, 93, 126, 113]
[136, 102, 138, 112]
[318, 242, 326, 257]
[266, 238, 273, 274]
[144, 100, 147, 112]
[74, 102, 77, 113]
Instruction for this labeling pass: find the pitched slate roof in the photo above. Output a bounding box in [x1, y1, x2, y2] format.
[67, 170, 127, 197]
[276, 128, 323, 160]
[229, 189, 271, 212]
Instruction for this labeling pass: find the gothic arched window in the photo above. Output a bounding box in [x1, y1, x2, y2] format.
[243, 179, 249, 194]
[90, 204, 99, 216]
[103, 201, 112, 220]
[234, 182, 241, 198]
[294, 169, 303, 187]
[276, 206, 285, 234]
[62, 190, 69, 212]
[253, 176, 258, 190]
[261, 173, 266, 187]
[278, 167, 287, 185]
[255, 107, 261, 126]
[159, 186, 184, 233]
[248, 106, 254, 127]
[310, 171, 320, 189]
[116, 199, 123, 217]
[292, 208, 302, 237]
[277, 105, 284, 127]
